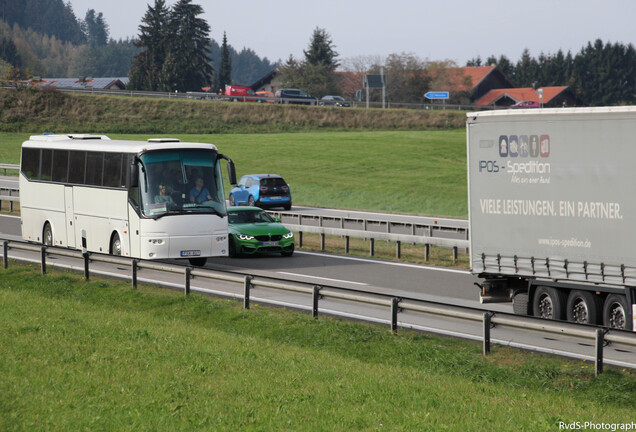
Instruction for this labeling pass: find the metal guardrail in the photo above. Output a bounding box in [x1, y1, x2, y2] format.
[2, 238, 635, 375]
[0, 163, 18, 175]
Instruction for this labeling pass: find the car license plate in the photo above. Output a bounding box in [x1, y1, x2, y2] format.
[270, 196, 281, 200]
[180, 250, 201, 257]
[262, 241, 279, 247]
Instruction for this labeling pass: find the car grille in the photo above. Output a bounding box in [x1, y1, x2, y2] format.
[255, 235, 283, 241]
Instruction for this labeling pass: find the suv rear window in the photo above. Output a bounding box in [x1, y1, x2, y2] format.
[260, 177, 287, 187]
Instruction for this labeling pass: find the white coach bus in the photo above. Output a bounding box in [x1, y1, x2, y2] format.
[19, 134, 237, 266]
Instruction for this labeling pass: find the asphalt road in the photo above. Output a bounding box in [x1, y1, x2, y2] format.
[0, 213, 483, 308]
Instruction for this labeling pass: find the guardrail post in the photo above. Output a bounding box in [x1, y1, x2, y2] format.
[424, 244, 430, 261]
[132, 259, 139, 289]
[391, 298, 400, 333]
[320, 233, 326, 251]
[83, 252, 90, 280]
[3, 240, 8, 269]
[345, 236, 350, 254]
[312, 285, 321, 318]
[483, 312, 494, 356]
[298, 231, 303, 248]
[396, 241, 401, 259]
[185, 267, 191, 295]
[244, 276, 253, 309]
[370, 238, 375, 257]
[40, 246, 47, 274]
[453, 246, 458, 264]
[595, 329, 606, 376]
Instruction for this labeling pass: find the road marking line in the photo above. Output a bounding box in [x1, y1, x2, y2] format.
[277, 271, 369, 286]
[295, 251, 471, 275]
[0, 214, 21, 219]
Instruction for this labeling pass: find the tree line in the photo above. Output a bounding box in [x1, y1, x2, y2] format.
[468, 40, 636, 106]
[0, 0, 275, 89]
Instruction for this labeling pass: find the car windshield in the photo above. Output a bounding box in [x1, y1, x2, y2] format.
[228, 210, 274, 224]
[136, 149, 226, 218]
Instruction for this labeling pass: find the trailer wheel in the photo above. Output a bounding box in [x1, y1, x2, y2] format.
[512, 292, 529, 315]
[566, 290, 600, 324]
[533, 286, 565, 320]
[603, 294, 632, 330]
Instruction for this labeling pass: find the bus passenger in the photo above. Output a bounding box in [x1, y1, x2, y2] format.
[190, 177, 212, 203]
[155, 183, 175, 205]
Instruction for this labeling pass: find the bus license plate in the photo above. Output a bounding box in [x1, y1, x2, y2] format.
[180, 250, 201, 257]
[262, 241, 279, 247]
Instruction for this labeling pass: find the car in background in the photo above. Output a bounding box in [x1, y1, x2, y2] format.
[227, 206, 294, 257]
[319, 95, 350, 107]
[229, 174, 292, 210]
[274, 88, 317, 105]
[255, 90, 275, 103]
[510, 100, 540, 109]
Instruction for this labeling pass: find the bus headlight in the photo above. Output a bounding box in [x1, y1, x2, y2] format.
[148, 239, 165, 245]
[215, 236, 227, 242]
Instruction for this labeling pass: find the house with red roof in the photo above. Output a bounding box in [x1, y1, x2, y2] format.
[473, 86, 577, 108]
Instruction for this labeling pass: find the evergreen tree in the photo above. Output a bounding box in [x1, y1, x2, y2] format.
[83, 9, 109, 47]
[218, 31, 231, 90]
[304, 27, 339, 70]
[160, 0, 214, 92]
[514, 48, 539, 87]
[129, 0, 169, 90]
[0, 36, 21, 67]
[278, 27, 339, 97]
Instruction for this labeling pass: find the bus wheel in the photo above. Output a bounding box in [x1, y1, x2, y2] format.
[189, 257, 207, 266]
[603, 294, 631, 330]
[110, 232, 122, 256]
[533, 286, 565, 320]
[566, 290, 600, 324]
[43, 223, 53, 246]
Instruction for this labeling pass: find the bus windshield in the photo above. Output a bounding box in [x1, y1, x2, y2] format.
[137, 149, 226, 218]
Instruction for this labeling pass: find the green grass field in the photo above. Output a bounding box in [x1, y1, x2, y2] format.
[1, 263, 635, 431]
[0, 130, 468, 217]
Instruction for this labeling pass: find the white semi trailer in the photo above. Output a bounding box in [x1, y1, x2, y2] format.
[467, 107, 636, 331]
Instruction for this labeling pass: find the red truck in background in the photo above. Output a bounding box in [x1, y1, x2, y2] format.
[223, 85, 259, 102]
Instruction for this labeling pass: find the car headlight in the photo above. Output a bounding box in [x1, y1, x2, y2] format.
[283, 232, 294, 239]
[238, 234, 255, 240]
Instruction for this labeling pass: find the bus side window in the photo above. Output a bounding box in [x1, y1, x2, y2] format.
[40, 149, 52, 181]
[68, 151, 86, 184]
[85, 152, 104, 186]
[52, 150, 69, 183]
[103, 153, 123, 188]
[21, 148, 40, 180]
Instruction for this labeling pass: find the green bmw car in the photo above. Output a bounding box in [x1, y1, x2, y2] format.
[227, 206, 295, 257]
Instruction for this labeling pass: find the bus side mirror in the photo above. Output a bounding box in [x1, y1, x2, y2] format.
[227, 161, 237, 185]
[130, 163, 139, 188]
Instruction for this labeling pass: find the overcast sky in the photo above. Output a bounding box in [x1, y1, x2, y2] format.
[69, 0, 636, 66]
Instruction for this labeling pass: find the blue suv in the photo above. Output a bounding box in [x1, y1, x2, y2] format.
[229, 174, 292, 210]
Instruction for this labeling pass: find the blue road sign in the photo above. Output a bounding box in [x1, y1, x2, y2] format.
[425, 91, 449, 100]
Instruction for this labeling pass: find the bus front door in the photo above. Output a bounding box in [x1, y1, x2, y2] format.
[64, 186, 76, 248]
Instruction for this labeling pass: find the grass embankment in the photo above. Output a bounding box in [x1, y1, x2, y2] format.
[0, 88, 464, 134]
[1, 263, 635, 431]
[0, 130, 467, 217]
